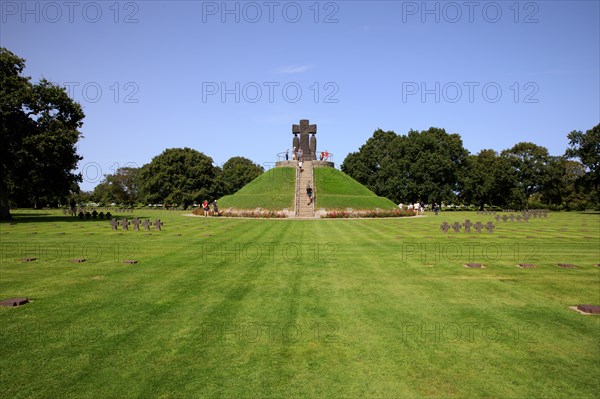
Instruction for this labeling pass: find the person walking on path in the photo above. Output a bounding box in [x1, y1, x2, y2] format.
[202, 200, 210, 217]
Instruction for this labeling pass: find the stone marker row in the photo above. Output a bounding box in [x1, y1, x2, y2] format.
[111, 218, 164, 231]
[441, 220, 495, 233]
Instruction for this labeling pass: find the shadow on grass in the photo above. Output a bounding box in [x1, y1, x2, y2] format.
[1, 212, 148, 224]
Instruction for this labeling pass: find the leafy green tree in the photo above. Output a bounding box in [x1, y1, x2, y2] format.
[565, 124, 599, 204]
[92, 167, 139, 205]
[220, 156, 264, 195]
[459, 149, 519, 209]
[501, 142, 551, 208]
[137, 148, 219, 206]
[342, 127, 468, 204]
[1, 48, 84, 219]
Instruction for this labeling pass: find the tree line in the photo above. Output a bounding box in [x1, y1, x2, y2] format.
[84, 150, 263, 207]
[341, 126, 599, 211]
[2, 46, 597, 219]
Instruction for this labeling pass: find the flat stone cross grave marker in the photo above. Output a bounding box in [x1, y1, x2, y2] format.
[464, 263, 485, 268]
[463, 220, 473, 233]
[0, 297, 29, 307]
[451, 222, 462, 233]
[485, 221, 495, 233]
[474, 221, 484, 233]
[440, 221, 450, 233]
[517, 263, 537, 268]
[142, 219, 152, 230]
[131, 218, 141, 230]
[557, 263, 577, 269]
[574, 305, 600, 315]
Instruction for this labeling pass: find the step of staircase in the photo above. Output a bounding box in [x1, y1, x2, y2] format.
[294, 161, 315, 218]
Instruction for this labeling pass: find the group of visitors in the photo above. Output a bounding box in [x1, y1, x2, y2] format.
[398, 202, 441, 215]
[201, 199, 219, 217]
[319, 150, 330, 161]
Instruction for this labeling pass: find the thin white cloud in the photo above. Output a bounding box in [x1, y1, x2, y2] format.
[276, 65, 313, 74]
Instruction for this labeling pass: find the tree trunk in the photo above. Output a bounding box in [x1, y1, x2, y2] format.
[0, 187, 12, 220]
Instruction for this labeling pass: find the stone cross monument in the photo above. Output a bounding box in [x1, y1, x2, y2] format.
[292, 119, 317, 160]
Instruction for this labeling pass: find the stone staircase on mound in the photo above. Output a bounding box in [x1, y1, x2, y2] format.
[295, 160, 315, 218]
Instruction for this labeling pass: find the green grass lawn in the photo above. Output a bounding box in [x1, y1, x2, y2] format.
[218, 167, 296, 210]
[1, 210, 599, 398]
[313, 168, 398, 210]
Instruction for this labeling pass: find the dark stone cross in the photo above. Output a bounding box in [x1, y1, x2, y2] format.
[451, 222, 462, 233]
[92, 210, 98, 219]
[440, 221, 450, 233]
[155, 219, 164, 231]
[131, 218, 141, 231]
[485, 221, 495, 233]
[142, 219, 152, 230]
[98, 212, 105, 220]
[463, 220, 473, 233]
[292, 119, 317, 160]
[474, 221, 484, 233]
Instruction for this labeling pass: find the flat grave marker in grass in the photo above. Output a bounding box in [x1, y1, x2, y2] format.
[19, 257, 36, 262]
[464, 263, 485, 268]
[123, 259, 138, 264]
[517, 263, 537, 268]
[0, 297, 29, 307]
[70, 258, 86, 263]
[570, 305, 600, 315]
[557, 263, 576, 269]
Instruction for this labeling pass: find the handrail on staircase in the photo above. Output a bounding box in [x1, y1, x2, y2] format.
[310, 162, 315, 217]
[294, 165, 300, 217]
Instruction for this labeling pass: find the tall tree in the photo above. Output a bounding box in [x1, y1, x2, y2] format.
[137, 148, 219, 206]
[1, 48, 84, 219]
[92, 167, 139, 205]
[501, 142, 551, 208]
[220, 156, 264, 195]
[565, 124, 600, 200]
[459, 149, 519, 209]
[341, 127, 468, 204]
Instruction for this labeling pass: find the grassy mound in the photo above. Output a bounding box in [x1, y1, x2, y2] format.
[218, 167, 295, 210]
[313, 167, 398, 210]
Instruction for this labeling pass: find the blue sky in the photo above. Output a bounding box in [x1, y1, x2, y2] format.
[2, 0, 599, 190]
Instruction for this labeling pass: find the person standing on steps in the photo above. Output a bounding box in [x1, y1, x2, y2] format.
[306, 183, 313, 205]
[297, 148, 303, 161]
[298, 158, 303, 172]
